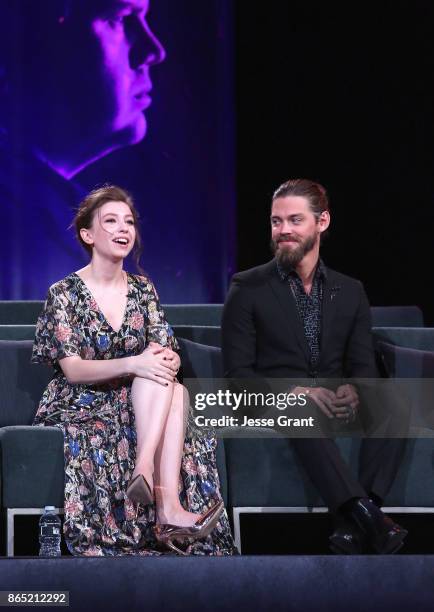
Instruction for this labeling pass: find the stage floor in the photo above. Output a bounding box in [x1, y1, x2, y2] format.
[1, 555, 434, 611]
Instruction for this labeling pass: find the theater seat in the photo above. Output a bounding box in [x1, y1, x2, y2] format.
[377, 341, 434, 431]
[0, 338, 227, 556]
[371, 306, 424, 327]
[1, 337, 434, 555]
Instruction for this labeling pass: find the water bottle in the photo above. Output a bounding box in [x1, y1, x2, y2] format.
[39, 506, 61, 557]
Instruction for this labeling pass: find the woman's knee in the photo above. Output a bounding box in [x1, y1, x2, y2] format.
[131, 376, 175, 398]
[171, 382, 190, 409]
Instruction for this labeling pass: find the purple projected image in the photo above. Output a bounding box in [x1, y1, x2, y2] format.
[30, 0, 166, 179]
[0, 0, 235, 301]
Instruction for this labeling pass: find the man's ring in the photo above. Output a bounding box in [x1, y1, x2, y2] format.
[347, 405, 356, 422]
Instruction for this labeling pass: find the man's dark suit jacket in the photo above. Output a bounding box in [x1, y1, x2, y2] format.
[222, 259, 378, 382]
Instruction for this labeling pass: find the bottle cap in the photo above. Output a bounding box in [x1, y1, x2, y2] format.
[44, 506, 56, 511]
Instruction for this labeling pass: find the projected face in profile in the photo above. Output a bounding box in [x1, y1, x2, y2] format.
[89, 0, 166, 150]
[1, 0, 165, 178]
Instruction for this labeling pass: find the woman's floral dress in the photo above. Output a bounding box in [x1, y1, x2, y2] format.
[32, 272, 236, 556]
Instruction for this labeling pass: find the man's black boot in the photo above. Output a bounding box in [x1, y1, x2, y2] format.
[347, 498, 407, 554]
[329, 514, 368, 555]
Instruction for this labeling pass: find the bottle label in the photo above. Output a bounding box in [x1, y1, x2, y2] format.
[40, 525, 60, 537]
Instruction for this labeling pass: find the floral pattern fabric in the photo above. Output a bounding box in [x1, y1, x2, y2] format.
[32, 272, 236, 556]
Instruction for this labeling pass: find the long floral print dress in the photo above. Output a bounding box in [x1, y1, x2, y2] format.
[32, 272, 236, 556]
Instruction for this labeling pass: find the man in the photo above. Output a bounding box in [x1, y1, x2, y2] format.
[0, 0, 166, 299]
[222, 178, 407, 554]
[0, 0, 165, 179]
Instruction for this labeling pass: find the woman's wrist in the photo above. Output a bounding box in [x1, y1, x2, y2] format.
[124, 355, 137, 377]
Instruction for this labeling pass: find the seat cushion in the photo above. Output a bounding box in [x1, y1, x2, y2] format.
[378, 341, 434, 378]
[377, 341, 434, 430]
[174, 326, 221, 348]
[178, 337, 223, 379]
[374, 328, 434, 352]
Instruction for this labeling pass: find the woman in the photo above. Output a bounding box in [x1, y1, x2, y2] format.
[32, 184, 236, 556]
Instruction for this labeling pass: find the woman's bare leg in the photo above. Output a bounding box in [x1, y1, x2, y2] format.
[130, 377, 174, 491]
[153, 382, 201, 526]
[130, 379, 201, 526]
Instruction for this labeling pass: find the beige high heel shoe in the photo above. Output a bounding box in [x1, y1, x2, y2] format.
[153, 501, 224, 555]
[126, 474, 153, 506]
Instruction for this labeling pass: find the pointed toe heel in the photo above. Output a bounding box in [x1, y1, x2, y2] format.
[153, 501, 224, 555]
[193, 500, 224, 538]
[126, 474, 154, 506]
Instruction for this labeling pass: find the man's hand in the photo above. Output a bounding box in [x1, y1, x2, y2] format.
[293, 386, 337, 419]
[292, 384, 359, 420]
[332, 384, 360, 420]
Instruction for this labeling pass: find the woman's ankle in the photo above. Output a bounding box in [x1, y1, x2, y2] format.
[156, 508, 200, 527]
[155, 496, 199, 525]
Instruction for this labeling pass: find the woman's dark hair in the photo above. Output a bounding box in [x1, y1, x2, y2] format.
[73, 184, 143, 272]
[272, 178, 329, 217]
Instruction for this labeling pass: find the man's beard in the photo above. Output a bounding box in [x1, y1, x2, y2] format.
[271, 233, 317, 271]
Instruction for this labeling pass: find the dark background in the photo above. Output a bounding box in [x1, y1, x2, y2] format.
[235, 0, 434, 323]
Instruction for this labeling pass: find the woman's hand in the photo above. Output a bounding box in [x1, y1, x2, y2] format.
[131, 343, 178, 385]
[151, 342, 181, 376]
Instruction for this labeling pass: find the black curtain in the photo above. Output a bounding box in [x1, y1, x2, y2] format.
[235, 1, 434, 323]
